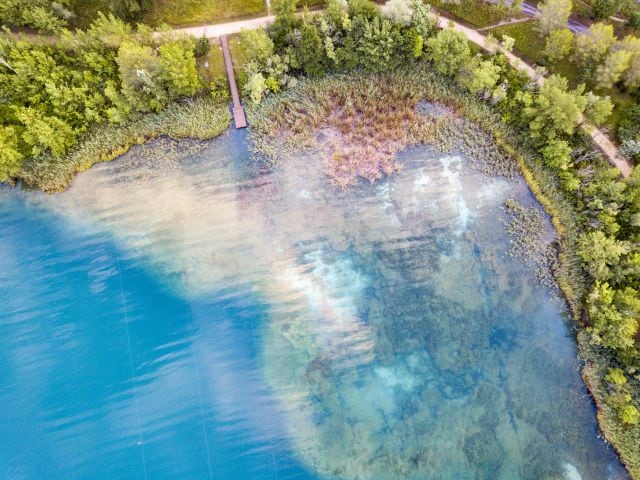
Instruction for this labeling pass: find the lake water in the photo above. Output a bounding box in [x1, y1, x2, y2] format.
[0, 130, 630, 480]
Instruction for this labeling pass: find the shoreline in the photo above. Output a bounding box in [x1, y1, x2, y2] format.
[17, 97, 231, 194]
[7, 69, 638, 478]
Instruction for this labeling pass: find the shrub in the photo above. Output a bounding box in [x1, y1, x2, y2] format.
[194, 36, 211, 58]
[620, 404, 639, 425]
[606, 368, 628, 384]
[592, 0, 619, 19]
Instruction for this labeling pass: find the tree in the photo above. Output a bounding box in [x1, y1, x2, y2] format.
[537, 0, 572, 35]
[116, 40, 166, 112]
[614, 36, 640, 91]
[577, 230, 630, 282]
[21, 6, 67, 33]
[573, 23, 616, 65]
[0, 0, 69, 33]
[240, 28, 275, 67]
[356, 16, 402, 71]
[382, 0, 414, 26]
[402, 28, 424, 58]
[620, 405, 640, 425]
[541, 139, 573, 170]
[426, 29, 471, 76]
[158, 39, 201, 98]
[524, 74, 586, 141]
[16, 108, 76, 159]
[587, 282, 639, 353]
[411, 0, 437, 39]
[584, 92, 613, 124]
[544, 28, 573, 62]
[297, 23, 328, 77]
[501, 35, 515, 53]
[245, 72, 267, 104]
[596, 49, 632, 89]
[457, 55, 501, 96]
[326, 0, 351, 30]
[106, 0, 154, 21]
[271, 0, 300, 47]
[591, 0, 622, 19]
[348, 0, 379, 20]
[618, 104, 640, 162]
[0, 126, 23, 182]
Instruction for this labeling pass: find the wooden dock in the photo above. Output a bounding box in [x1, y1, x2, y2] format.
[220, 35, 247, 129]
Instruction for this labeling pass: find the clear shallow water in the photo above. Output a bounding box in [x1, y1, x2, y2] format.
[0, 131, 629, 480]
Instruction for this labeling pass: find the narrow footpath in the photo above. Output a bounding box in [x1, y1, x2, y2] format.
[170, 12, 634, 177]
[220, 35, 247, 128]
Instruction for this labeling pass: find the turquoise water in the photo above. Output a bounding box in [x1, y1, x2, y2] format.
[0, 131, 629, 479]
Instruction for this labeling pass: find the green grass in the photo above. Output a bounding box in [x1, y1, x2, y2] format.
[199, 42, 227, 81]
[489, 20, 545, 63]
[145, 0, 267, 27]
[432, 0, 526, 28]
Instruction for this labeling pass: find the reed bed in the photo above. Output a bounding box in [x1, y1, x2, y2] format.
[248, 67, 522, 188]
[20, 97, 231, 193]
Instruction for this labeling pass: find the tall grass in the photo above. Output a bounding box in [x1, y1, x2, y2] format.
[19, 97, 231, 193]
[249, 68, 523, 187]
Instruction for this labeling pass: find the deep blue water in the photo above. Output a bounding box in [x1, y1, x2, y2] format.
[0, 132, 630, 479]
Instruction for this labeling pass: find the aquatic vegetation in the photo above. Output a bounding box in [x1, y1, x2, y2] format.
[19, 97, 230, 193]
[248, 68, 520, 188]
[503, 197, 559, 288]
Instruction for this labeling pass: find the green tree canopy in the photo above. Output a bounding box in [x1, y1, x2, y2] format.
[116, 40, 166, 112]
[159, 39, 201, 98]
[573, 23, 616, 65]
[426, 29, 471, 76]
[544, 28, 573, 63]
[578, 230, 630, 282]
[537, 0, 572, 35]
[524, 74, 586, 141]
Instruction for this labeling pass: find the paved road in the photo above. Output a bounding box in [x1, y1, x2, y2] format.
[488, 0, 588, 32]
[169, 11, 632, 176]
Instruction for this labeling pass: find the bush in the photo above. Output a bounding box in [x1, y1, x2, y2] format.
[194, 36, 211, 58]
[620, 404, 640, 425]
[592, 0, 619, 19]
[627, 11, 640, 30]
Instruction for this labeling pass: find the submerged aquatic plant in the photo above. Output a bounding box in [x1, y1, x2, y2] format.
[503, 197, 559, 289]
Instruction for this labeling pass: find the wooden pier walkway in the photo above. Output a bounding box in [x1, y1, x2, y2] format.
[220, 35, 247, 129]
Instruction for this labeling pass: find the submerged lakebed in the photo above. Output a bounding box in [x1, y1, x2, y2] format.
[0, 130, 630, 479]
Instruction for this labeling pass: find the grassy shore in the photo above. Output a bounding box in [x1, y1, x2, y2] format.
[19, 97, 231, 193]
[248, 67, 637, 477]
